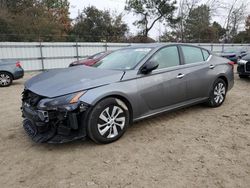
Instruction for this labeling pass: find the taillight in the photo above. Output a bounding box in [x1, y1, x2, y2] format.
[16, 61, 21, 68]
[228, 61, 234, 70]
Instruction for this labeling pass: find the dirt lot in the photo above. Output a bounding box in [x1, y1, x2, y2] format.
[0, 71, 250, 188]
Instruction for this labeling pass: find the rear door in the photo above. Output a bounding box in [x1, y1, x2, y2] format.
[179, 45, 213, 99]
[137, 45, 187, 110]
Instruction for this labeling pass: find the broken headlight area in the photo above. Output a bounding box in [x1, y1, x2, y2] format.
[37, 91, 86, 112]
[21, 90, 90, 143]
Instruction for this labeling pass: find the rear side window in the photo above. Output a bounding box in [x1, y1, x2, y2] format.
[202, 49, 210, 60]
[151, 46, 180, 69]
[181, 46, 204, 64]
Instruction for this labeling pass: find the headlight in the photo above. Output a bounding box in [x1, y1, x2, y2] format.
[38, 91, 86, 111]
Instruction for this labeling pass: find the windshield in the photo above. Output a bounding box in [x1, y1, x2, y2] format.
[93, 48, 152, 70]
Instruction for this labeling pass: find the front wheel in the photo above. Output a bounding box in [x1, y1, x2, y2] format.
[206, 78, 227, 107]
[87, 98, 130, 144]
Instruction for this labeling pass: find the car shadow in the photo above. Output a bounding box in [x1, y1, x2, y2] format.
[239, 78, 250, 82]
[33, 137, 98, 152]
[129, 104, 205, 131]
[33, 104, 206, 151]
[11, 82, 24, 86]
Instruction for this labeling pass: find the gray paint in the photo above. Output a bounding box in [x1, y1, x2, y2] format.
[25, 66, 124, 97]
[24, 44, 234, 121]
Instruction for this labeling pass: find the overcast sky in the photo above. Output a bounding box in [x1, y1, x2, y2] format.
[68, 0, 249, 40]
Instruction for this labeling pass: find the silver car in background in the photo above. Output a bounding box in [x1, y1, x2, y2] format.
[0, 59, 24, 87]
[22, 44, 234, 144]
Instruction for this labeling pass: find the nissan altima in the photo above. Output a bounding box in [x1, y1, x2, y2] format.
[21, 44, 234, 144]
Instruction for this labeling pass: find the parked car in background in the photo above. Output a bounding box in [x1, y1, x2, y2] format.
[22, 44, 234, 144]
[69, 51, 112, 67]
[0, 60, 24, 87]
[237, 53, 250, 78]
[219, 48, 248, 64]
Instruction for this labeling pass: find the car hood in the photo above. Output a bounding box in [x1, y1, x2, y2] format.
[25, 66, 124, 98]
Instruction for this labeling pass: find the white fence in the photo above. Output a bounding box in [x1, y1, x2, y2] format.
[0, 42, 250, 71]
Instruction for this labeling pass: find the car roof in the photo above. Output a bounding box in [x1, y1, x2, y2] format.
[126, 43, 167, 48]
[122, 43, 210, 51]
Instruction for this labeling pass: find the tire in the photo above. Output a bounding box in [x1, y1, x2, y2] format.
[0, 72, 13, 87]
[206, 78, 227, 108]
[87, 97, 130, 144]
[239, 75, 248, 79]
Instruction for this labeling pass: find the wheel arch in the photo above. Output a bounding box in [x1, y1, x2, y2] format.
[92, 94, 134, 125]
[0, 71, 14, 79]
[217, 75, 228, 90]
[207, 74, 229, 97]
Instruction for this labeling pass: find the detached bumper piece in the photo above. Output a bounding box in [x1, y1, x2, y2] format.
[22, 105, 87, 143]
[21, 91, 88, 144]
[23, 118, 56, 143]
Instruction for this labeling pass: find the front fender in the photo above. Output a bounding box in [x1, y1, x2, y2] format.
[78, 81, 140, 118]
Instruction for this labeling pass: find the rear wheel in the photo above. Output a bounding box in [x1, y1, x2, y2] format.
[0, 72, 13, 87]
[239, 75, 248, 79]
[87, 98, 130, 144]
[206, 78, 227, 107]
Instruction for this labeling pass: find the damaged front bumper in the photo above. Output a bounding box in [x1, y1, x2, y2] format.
[21, 91, 90, 144]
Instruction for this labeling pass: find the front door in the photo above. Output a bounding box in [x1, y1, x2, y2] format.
[137, 45, 187, 110]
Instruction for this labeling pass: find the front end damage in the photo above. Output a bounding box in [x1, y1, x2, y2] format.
[21, 90, 90, 143]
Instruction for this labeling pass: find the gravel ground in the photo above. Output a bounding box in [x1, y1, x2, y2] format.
[0, 70, 250, 188]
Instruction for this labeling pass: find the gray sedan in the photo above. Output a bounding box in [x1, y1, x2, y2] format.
[22, 44, 234, 144]
[0, 60, 24, 87]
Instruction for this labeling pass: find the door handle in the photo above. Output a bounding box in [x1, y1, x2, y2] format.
[209, 64, 215, 69]
[177, 73, 185, 79]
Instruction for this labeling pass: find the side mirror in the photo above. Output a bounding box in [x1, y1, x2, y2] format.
[141, 60, 159, 74]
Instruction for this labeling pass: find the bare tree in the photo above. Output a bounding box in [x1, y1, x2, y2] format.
[125, 0, 178, 39]
[223, 0, 249, 42]
[230, 3, 246, 38]
[175, 0, 199, 42]
[205, 0, 225, 15]
[174, 0, 222, 42]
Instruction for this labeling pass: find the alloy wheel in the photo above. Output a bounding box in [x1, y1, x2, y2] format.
[213, 82, 226, 104]
[97, 105, 126, 138]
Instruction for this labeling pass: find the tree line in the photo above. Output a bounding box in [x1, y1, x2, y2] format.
[0, 0, 249, 43]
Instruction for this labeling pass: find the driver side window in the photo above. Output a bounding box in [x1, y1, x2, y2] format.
[151, 46, 180, 69]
